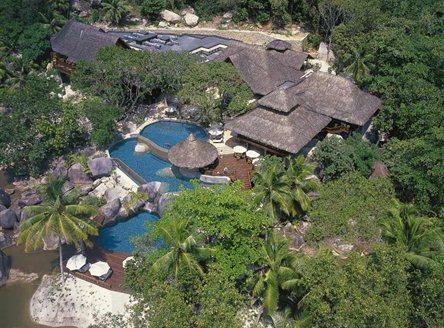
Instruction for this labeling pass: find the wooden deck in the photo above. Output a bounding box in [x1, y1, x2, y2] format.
[65, 245, 130, 294]
[205, 154, 254, 189]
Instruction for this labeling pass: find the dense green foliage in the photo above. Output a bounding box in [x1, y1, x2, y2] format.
[301, 246, 413, 327]
[178, 61, 253, 124]
[17, 175, 98, 281]
[306, 173, 394, 242]
[80, 99, 123, 147]
[252, 156, 319, 221]
[159, 182, 272, 282]
[313, 134, 380, 181]
[72, 46, 198, 112]
[0, 76, 85, 175]
[383, 128, 444, 214]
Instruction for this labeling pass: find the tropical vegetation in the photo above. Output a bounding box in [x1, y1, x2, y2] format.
[17, 175, 99, 282]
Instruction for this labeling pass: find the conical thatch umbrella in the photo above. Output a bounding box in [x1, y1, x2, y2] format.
[266, 39, 292, 52]
[168, 134, 218, 169]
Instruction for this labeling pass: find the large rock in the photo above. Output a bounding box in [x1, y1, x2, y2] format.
[43, 234, 59, 251]
[0, 250, 10, 287]
[68, 163, 93, 185]
[138, 182, 163, 202]
[180, 6, 195, 16]
[17, 189, 42, 207]
[157, 192, 177, 216]
[78, 184, 93, 196]
[100, 198, 121, 223]
[104, 187, 126, 202]
[87, 157, 113, 179]
[134, 143, 149, 153]
[62, 181, 74, 195]
[0, 232, 12, 249]
[20, 207, 33, 222]
[122, 195, 145, 214]
[160, 10, 181, 23]
[0, 209, 17, 229]
[222, 11, 233, 23]
[52, 160, 68, 179]
[183, 12, 199, 27]
[0, 188, 11, 208]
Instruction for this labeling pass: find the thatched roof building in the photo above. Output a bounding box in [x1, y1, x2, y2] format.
[369, 160, 389, 179]
[226, 72, 382, 154]
[266, 39, 292, 52]
[168, 134, 218, 169]
[51, 19, 127, 67]
[225, 105, 331, 154]
[215, 45, 307, 96]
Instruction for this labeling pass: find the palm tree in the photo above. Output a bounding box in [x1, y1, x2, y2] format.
[17, 175, 99, 283]
[383, 201, 444, 269]
[283, 156, 320, 216]
[151, 217, 214, 279]
[253, 157, 296, 221]
[344, 48, 373, 83]
[102, 0, 131, 26]
[4, 57, 38, 89]
[251, 231, 305, 316]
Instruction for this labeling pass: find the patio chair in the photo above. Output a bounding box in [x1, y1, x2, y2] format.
[78, 263, 91, 273]
[99, 269, 113, 281]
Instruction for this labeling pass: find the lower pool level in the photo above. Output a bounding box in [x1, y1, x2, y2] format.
[97, 212, 160, 253]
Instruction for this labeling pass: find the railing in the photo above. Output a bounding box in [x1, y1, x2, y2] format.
[51, 52, 74, 74]
[137, 135, 169, 161]
[112, 157, 146, 186]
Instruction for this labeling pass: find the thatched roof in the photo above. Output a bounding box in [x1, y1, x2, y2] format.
[289, 72, 382, 126]
[369, 160, 389, 179]
[168, 134, 218, 169]
[258, 84, 300, 113]
[266, 39, 292, 52]
[225, 106, 331, 154]
[214, 45, 306, 95]
[51, 19, 127, 63]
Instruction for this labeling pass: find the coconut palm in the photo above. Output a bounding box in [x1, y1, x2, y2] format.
[283, 156, 320, 216]
[17, 175, 99, 283]
[4, 57, 38, 89]
[151, 217, 214, 279]
[344, 48, 373, 83]
[253, 157, 295, 221]
[383, 201, 444, 269]
[102, 0, 131, 26]
[251, 231, 305, 316]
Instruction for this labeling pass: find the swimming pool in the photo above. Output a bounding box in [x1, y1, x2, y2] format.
[109, 138, 194, 191]
[97, 212, 160, 253]
[101, 120, 208, 252]
[140, 120, 207, 149]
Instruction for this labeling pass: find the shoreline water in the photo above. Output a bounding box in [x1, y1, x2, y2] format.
[0, 170, 74, 328]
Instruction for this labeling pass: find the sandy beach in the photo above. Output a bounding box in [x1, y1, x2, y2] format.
[31, 274, 131, 328]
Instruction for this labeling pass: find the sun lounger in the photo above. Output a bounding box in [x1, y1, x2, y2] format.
[99, 269, 113, 281]
[78, 263, 91, 273]
[200, 174, 231, 185]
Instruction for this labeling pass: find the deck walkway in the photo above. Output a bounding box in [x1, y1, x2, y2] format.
[206, 154, 254, 189]
[65, 246, 130, 294]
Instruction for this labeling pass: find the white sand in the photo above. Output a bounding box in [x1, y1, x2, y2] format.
[30, 274, 131, 328]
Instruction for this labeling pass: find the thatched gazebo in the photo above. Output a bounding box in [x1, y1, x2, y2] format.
[168, 134, 218, 169]
[266, 39, 292, 52]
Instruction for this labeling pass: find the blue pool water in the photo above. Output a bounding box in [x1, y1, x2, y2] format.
[140, 120, 207, 149]
[101, 121, 208, 253]
[109, 138, 194, 191]
[97, 212, 159, 253]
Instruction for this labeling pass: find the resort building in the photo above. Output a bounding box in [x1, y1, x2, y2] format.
[225, 72, 381, 155]
[51, 20, 382, 157]
[51, 19, 128, 75]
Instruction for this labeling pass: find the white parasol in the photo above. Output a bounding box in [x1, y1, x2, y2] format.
[122, 256, 135, 268]
[89, 261, 111, 277]
[66, 254, 87, 271]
